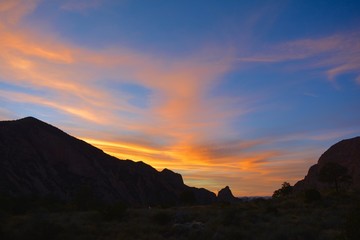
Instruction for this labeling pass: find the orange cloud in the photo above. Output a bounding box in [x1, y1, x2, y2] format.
[3, 0, 357, 197]
[78, 132, 294, 196]
[0, 2, 238, 137]
[0, 0, 38, 25]
[1, 30, 74, 63]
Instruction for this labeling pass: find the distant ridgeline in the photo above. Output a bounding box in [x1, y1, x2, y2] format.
[294, 136, 360, 192]
[0, 117, 219, 207]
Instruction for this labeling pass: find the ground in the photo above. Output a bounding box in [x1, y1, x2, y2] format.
[1, 191, 359, 240]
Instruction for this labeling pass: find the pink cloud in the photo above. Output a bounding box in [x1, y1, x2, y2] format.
[0, 0, 39, 25]
[2, 0, 357, 197]
[238, 32, 360, 85]
[0, 1, 241, 151]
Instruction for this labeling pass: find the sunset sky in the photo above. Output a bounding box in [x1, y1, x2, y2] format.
[1, 0, 360, 196]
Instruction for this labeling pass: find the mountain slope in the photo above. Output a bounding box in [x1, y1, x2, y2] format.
[0, 117, 216, 206]
[294, 136, 360, 191]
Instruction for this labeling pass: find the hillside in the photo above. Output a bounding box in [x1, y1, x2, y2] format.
[294, 136, 360, 191]
[0, 117, 216, 206]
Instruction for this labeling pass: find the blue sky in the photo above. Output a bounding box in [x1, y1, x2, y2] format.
[0, 0, 359, 196]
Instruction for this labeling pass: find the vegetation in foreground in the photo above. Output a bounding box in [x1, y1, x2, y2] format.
[0, 190, 360, 240]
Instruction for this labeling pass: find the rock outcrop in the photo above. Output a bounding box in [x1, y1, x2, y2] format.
[0, 117, 216, 206]
[217, 186, 237, 203]
[294, 136, 360, 191]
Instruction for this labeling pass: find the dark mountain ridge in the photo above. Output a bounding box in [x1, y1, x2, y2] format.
[0, 117, 216, 206]
[294, 136, 360, 191]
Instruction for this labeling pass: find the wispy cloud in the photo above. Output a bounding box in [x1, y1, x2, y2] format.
[60, 0, 105, 12]
[0, 1, 240, 160]
[238, 32, 360, 85]
[1, 1, 359, 196]
[0, 0, 39, 25]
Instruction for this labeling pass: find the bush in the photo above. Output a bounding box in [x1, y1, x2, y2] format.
[345, 206, 360, 240]
[72, 185, 101, 211]
[221, 208, 238, 226]
[2, 213, 64, 240]
[101, 202, 127, 221]
[152, 210, 173, 225]
[266, 205, 279, 215]
[100, 202, 127, 221]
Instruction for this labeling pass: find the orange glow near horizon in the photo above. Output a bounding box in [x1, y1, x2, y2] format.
[1, 0, 360, 197]
[79, 136, 314, 196]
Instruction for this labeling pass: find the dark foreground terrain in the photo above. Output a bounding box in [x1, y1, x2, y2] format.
[1, 191, 359, 240]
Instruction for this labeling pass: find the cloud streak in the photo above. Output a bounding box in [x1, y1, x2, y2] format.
[0, 1, 238, 154]
[1, 1, 359, 196]
[238, 32, 360, 85]
[60, 0, 104, 12]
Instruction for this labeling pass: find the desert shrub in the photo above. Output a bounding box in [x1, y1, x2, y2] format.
[152, 210, 173, 225]
[101, 201, 127, 221]
[267, 222, 318, 240]
[265, 205, 279, 215]
[167, 222, 204, 238]
[213, 226, 244, 240]
[277, 197, 299, 209]
[345, 205, 360, 240]
[2, 214, 64, 240]
[0, 195, 61, 215]
[9, 196, 35, 215]
[174, 210, 193, 224]
[304, 189, 322, 203]
[318, 229, 342, 240]
[0, 194, 11, 211]
[218, 205, 246, 226]
[221, 208, 238, 226]
[72, 185, 102, 211]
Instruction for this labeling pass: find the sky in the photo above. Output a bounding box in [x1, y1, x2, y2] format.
[1, 0, 360, 196]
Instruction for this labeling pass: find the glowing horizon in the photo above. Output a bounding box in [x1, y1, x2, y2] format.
[1, 0, 360, 196]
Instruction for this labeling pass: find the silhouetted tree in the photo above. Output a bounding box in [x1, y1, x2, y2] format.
[272, 182, 293, 198]
[318, 162, 351, 193]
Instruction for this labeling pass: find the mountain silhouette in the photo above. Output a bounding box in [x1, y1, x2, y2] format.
[0, 117, 216, 206]
[294, 136, 360, 191]
[217, 186, 237, 203]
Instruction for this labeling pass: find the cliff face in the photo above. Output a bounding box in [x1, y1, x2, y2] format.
[294, 136, 360, 191]
[0, 117, 216, 206]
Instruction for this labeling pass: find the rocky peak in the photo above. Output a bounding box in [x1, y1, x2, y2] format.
[217, 186, 237, 203]
[294, 136, 360, 191]
[160, 168, 184, 187]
